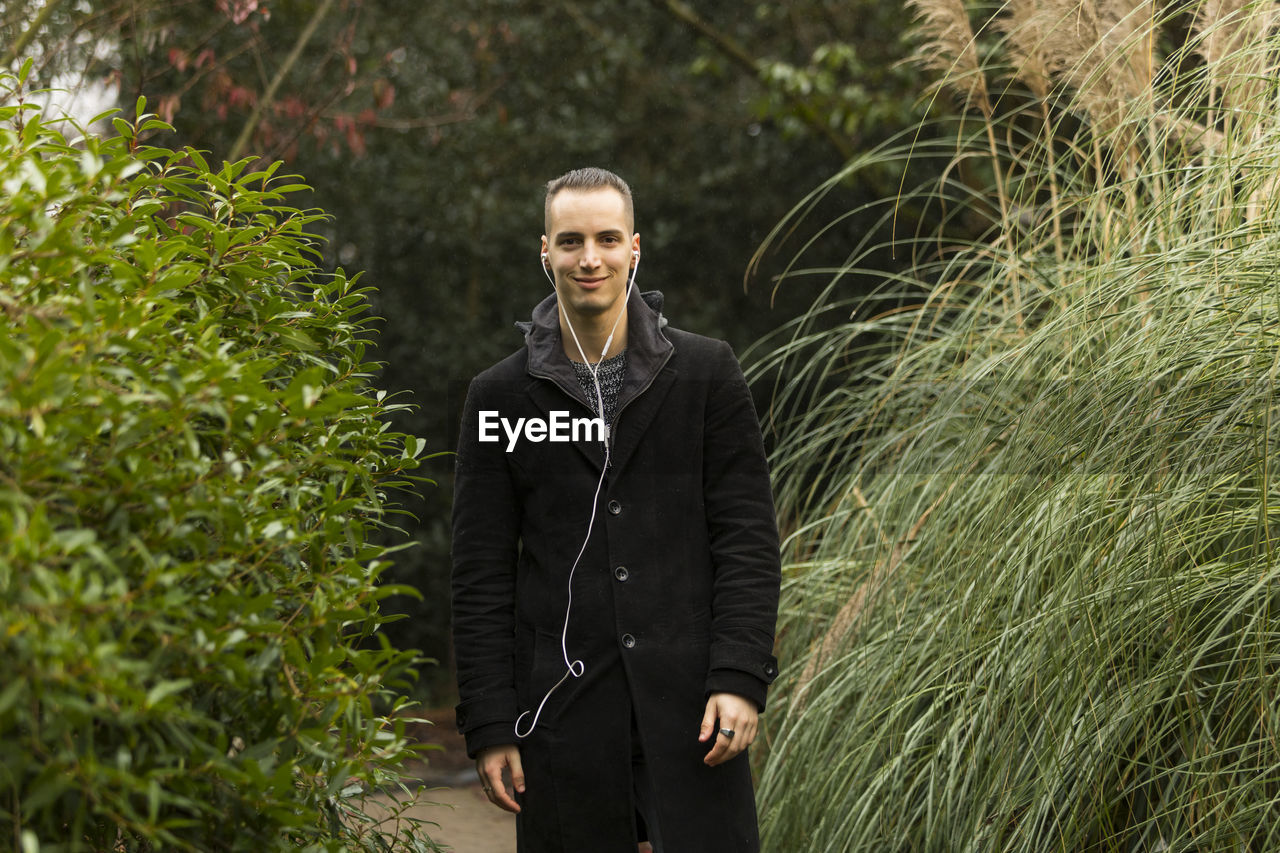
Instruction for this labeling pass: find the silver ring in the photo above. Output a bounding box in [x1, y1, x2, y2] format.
[719, 727, 735, 738]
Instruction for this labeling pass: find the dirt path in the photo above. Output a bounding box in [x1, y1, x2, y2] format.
[385, 780, 515, 853]
[386, 711, 516, 852]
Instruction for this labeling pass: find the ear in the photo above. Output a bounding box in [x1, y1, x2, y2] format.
[631, 233, 641, 266]
[540, 235, 549, 265]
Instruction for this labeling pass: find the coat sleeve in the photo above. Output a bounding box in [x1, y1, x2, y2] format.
[701, 341, 781, 710]
[451, 376, 521, 757]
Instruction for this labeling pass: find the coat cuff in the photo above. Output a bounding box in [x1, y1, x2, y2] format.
[708, 642, 779, 686]
[455, 690, 518, 757]
[705, 668, 771, 711]
[461, 721, 518, 759]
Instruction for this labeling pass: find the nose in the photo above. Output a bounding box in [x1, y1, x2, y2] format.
[580, 240, 602, 268]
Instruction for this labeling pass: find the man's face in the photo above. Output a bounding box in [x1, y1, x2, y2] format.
[541, 187, 639, 325]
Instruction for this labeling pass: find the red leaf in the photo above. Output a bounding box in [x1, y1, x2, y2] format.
[373, 79, 395, 110]
[158, 94, 181, 123]
[217, 0, 259, 25]
[345, 123, 366, 157]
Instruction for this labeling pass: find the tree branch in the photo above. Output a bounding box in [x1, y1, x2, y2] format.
[229, 0, 335, 161]
[3, 0, 70, 69]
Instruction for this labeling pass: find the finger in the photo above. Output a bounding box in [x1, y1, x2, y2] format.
[710, 710, 759, 765]
[705, 735, 736, 765]
[703, 723, 735, 766]
[509, 749, 526, 794]
[476, 764, 500, 804]
[490, 779, 522, 814]
[698, 697, 718, 743]
[476, 758, 499, 793]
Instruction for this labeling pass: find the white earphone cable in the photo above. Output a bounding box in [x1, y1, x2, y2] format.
[515, 247, 640, 738]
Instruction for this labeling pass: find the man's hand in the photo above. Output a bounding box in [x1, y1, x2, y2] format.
[698, 692, 758, 766]
[475, 744, 524, 813]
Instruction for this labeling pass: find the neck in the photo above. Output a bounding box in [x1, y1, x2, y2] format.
[559, 302, 629, 364]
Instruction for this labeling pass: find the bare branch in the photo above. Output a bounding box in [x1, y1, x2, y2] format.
[228, 0, 335, 161]
[3, 0, 71, 69]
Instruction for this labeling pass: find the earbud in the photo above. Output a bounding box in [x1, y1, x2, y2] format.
[540, 251, 555, 288]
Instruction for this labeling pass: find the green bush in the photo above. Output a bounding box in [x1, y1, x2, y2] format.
[0, 66, 436, 852]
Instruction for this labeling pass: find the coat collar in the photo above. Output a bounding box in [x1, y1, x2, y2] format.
[517, 288, 676, 473]
[517, 288, 673, 408]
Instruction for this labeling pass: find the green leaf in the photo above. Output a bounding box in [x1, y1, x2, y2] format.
[0, 679, 25, 715]
[144, 679, 193, 709]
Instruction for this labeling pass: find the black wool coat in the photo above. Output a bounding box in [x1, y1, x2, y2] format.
[451, 288, 781, 852]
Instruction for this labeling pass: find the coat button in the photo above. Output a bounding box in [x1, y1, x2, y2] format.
[621, 633, 636, 648]
[614, 566, 629, 582]
[607, 499, 622, 515]
[764, 662, 778, 678]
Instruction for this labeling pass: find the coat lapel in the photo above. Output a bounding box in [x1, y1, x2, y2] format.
[606, 365, 676, 476]
[526, 376, 608, 471]
[521, 287, 675, 475]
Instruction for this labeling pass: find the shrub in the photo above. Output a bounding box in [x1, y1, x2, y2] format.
[0, 65, 437, 852]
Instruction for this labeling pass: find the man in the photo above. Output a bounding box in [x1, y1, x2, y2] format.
[451, 167, 780, 852]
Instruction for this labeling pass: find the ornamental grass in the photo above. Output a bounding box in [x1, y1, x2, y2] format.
[753, 1, 1280, 849]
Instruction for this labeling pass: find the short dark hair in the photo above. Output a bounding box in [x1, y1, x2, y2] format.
[544, 167, 634, 234]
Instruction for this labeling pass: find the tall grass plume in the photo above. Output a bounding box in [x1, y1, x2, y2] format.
[754, 1, 1280, 849]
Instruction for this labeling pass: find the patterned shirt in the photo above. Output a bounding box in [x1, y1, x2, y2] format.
[572, 350, 627, 426]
